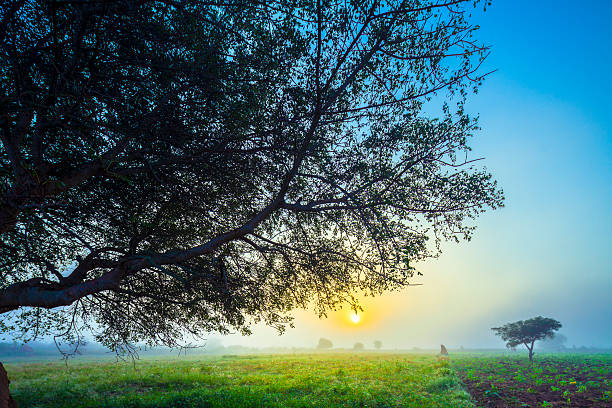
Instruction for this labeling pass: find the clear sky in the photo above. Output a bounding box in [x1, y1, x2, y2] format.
[217, 0, 612, 350]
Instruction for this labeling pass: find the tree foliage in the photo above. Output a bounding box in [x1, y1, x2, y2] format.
[0, 0, 503, 351]
[317, 338, 333, 350]
[492, 316, 562, 361]
[374, 340, 382, 350]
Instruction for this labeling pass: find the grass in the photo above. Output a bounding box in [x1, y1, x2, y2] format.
[7, 352, 611, 407]
[6, 353, 474, 408]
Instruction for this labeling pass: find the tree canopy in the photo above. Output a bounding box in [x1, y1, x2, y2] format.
[0, 0, 502, 352]
[317, 338, 333, 350]
[492, 317, 562, 361]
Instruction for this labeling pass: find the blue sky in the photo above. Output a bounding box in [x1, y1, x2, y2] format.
[463, 0, 612, 346]
[218, 1, 612, 349]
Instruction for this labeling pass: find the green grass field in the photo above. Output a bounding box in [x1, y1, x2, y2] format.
[5, 352, 612, 407]
[7, 353, 473, 408]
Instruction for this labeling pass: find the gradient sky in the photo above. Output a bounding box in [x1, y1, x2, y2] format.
[217, 0, 612, 350]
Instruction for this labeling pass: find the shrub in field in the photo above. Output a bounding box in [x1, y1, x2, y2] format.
[353, 342, 364, 351]
[426, 376, 459, 393]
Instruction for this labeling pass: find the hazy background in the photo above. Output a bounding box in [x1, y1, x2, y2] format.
[213, 0, 612, 350]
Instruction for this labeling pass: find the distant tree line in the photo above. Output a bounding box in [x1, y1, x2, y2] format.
[316, 338, 384, 350]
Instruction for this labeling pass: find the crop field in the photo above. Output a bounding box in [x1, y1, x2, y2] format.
[4, 352, 611, 407]
[454, 354, 612, 407]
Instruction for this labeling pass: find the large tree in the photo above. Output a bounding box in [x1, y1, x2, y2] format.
[1, 0, 501, 362]
[492, 317, 562, 362]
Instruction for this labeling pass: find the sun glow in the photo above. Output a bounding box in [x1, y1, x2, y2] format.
[350, 313, 360, 324]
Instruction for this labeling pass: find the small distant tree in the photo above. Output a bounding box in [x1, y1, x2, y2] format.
[374, 340, 382, 350]
[317, 338, 333, 350]
[353, 342, 364, 351]
[492, 316, 562, 362]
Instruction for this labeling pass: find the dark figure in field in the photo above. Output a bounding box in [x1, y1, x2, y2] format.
[0, 363, 17, 408]
[440, 345, 449, 356]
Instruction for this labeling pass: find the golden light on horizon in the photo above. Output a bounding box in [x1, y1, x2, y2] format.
[295, 290, 407, 332]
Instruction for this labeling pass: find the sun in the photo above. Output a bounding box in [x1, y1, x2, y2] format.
[350, 313, 360, 324]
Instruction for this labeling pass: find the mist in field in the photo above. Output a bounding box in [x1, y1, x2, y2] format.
[217, 230, 611, 350]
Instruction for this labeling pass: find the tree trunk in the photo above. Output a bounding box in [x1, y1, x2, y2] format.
[0, 362, 17, 408]
[528, 340, 535, 363]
